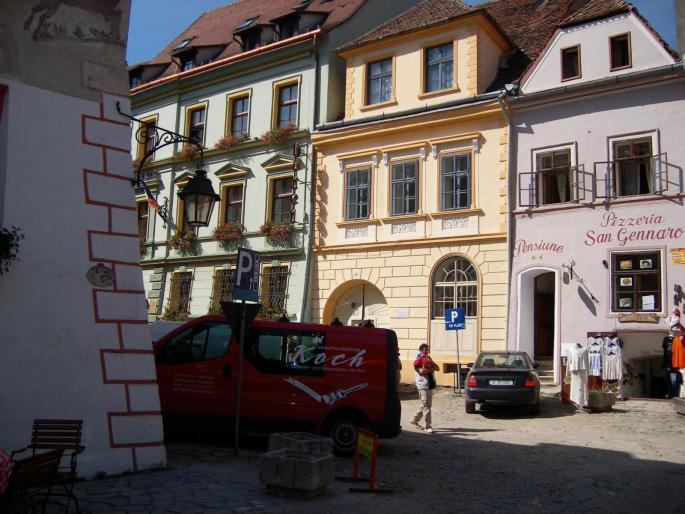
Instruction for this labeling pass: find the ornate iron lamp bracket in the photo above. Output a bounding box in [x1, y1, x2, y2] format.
[116, 101, 204, 224]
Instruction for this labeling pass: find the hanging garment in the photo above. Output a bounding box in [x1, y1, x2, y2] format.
[566, 344, 589, 407]
[672, 335, 685, 368]
[602, 337, 623, 381]
[587, 337, 603, 377]
[665, 369, 683, 399]
[662, 337, 674, 370]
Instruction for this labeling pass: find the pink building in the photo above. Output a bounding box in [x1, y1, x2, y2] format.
[507, 2, 685, 397]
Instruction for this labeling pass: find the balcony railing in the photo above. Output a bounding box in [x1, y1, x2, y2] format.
[518, 165, 591, 208]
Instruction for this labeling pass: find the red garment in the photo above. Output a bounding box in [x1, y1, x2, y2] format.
[414, 355, 436, 373]
[672, 335, 685, 368]
[0, 449, 11, 494]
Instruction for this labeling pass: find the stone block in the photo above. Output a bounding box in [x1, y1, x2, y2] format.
[268, 432, 333, 455]
[260, 449, 334, 498]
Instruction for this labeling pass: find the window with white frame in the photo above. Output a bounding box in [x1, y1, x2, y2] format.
[611, 251, 661, 312]
[345, 168, 370, 220]
[270, 177, 293, 223]
[391, 160, 418, 216]
[222, 184, 243, 223]
[187, 106, 206, 145]
[440, 152, 471, 211]
[425, 43, 453, 92]
[432, 256, 478, 319]
[613, 138, 653, 196]
[276, 82, 298, 128]
[536, 149, 571, 205]
[366, 58, 392, 105]
[230, 95, 250, 136]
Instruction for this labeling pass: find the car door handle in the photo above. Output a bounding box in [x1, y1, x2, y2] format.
[223, 364, 231, 379]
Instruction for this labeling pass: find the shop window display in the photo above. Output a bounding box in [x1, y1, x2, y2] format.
[610, 251, 660, 312]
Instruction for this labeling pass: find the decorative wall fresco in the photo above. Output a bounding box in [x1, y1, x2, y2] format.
[24, 0, 124, 45]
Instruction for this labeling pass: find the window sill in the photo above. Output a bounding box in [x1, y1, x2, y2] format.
[380, 213, 429, 223]
[429, 208, 483, 219]
[417, 86, 460, 100]
[561, 74, 582, 82]
[610, 64, 632, 72]
[335, 219, 381, 228]
[359, 99, 398, 112]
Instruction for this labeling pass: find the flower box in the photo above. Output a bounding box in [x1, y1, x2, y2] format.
[168, 228, 196, 252]
[259, 124, 297, 146]
[214, 133, 249, 150]
[259, 221, 294, 246]
[212, 222, 245, 245]
[172, 144, 199, 161]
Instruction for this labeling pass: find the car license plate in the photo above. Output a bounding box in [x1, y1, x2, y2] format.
[489, 379, 513, 386]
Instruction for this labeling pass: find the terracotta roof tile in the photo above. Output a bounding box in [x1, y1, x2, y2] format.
[141, 0, 366, 76]
[561, 0, 630, 26]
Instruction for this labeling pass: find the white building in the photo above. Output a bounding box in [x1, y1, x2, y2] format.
[507, 1, 685, 397]
[0, 1, 165, 476]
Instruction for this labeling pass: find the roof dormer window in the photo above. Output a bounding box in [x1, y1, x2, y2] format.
[179, 51, 196, 71]
[279, 18, 298, 40]
[173, 37, 194, 51]
[129, 69, 142, 88]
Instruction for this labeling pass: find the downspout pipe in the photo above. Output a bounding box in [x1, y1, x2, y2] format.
[495, 87, 515, 350]
[299, 33, 320, 322]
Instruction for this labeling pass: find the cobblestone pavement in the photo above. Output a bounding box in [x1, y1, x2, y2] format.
[61, 388, 685, 514]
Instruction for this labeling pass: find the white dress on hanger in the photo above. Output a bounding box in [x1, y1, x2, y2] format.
[587, 337, 603, 377]
[566, 343, 589, 408]
[602, 337, 623, 381]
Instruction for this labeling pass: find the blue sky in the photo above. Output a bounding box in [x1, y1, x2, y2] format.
[126, 0, 677, 65]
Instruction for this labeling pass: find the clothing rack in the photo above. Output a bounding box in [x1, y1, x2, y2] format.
[587, 331, 616, 338]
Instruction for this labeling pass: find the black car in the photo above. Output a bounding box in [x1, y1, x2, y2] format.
[464, 351, 540, 414]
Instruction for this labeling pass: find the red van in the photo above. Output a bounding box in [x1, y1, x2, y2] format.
[152, 316, 402, 455]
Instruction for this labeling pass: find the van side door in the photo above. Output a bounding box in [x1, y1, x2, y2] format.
[241, 327, 327, 432]
[155, 321, 234, 417]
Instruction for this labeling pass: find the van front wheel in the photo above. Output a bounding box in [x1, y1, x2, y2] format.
[326, 413, 364, 457]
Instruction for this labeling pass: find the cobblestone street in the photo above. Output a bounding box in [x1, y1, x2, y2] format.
[66, 389, 685, 514]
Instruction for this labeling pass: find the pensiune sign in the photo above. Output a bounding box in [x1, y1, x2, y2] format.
[585, 211, 684, 247]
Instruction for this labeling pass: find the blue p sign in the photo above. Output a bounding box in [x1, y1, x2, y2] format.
[234, 248, 260, 301]
[444, 307, 465, 330]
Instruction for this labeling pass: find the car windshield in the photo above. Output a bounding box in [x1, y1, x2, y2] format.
[475, 353, 529, 369]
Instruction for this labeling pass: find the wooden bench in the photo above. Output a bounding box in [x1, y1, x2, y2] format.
[0, 449, 63, 514]
[11, 420, 85, 513]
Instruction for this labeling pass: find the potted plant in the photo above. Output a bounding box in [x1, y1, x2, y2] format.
[214, 133, 249, 150]
[259, 221, 294, 246]
[259, 123, 297, 146]
[0, 226, 24, 275]
[588, 390, 614, 413]
[161, 305, 189, 321]
[256, 304, 288, 320]
[173, 144, 198, 161]
[212, 221, 245, 246]
[168, 228, 196, 252]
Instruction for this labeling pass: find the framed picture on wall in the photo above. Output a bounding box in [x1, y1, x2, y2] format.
[619, 298, 632, 308]
[639, 259, 653, 269]
[619, 260, 632, 270]
[620, 277, 633, 287]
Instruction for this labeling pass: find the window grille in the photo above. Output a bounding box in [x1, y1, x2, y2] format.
[209, 269, 236, 312]
[168, 271, 193, 314]
[260, 266, 290, 309]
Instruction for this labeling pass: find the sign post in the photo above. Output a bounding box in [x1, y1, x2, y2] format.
[444, 308, 465, 396]
[228, 248, 260, 456]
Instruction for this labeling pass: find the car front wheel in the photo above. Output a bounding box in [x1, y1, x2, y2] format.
[326, 412, 364, 457]
[465, 401, 476, 414]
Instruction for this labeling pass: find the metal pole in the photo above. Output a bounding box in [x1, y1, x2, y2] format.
[455, 329, 462, 397]
[233, 300, 246, 456]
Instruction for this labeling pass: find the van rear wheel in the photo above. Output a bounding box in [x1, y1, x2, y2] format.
[326, 413, 364, 457]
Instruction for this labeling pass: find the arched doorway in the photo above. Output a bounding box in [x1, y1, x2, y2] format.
[324, 281, 389, 328]
[516, 268, 559, 379]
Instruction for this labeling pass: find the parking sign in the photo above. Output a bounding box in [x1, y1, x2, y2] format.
[233, 248, 260, 301]
[444, 307, 465, 330]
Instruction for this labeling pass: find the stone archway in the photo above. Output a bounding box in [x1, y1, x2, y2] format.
[323, 280, 389, 328]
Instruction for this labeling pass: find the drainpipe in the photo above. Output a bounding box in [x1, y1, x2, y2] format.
[496, 87, 515, 351]
[299, 33, 320, 322]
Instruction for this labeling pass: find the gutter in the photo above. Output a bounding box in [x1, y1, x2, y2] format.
[315, 91, 501, 132]
[300, 34, 320, 322]
[130, 29, 322, 95]
[514, 63, 684, 104]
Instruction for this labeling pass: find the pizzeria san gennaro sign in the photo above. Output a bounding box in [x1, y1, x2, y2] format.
[585, 212, 684, 247]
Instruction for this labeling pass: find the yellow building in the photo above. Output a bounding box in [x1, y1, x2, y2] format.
[310, 4, 515, 382]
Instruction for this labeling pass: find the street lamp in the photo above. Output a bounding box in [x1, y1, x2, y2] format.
[178, 168, 220, 227]
[116, 102, 220, 227]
